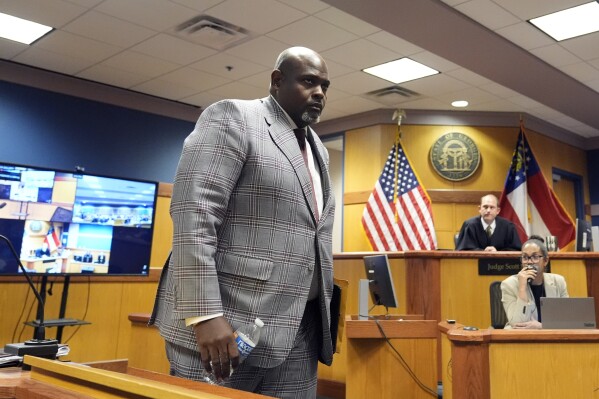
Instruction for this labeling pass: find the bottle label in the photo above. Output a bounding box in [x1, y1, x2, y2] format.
[235, 332, 256, 359]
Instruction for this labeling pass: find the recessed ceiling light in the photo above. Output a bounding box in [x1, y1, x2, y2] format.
[451, 100, 469, 108]
[528, 1, 599, 41]
[0, 12, 53, 45]
[362, 58, 439, 84]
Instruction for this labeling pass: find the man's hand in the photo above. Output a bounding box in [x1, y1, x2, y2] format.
[484, 246, 497, 252]
[512, 320, 542, 329]
[193, 316, 239, 381]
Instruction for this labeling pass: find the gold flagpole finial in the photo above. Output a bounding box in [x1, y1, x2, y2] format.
[392, 109, 406, 143]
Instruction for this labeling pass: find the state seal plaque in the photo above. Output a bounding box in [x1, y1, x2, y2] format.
[430, 132, 480, 181]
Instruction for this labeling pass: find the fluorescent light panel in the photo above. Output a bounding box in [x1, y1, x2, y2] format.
[451, 100, 469, 108]
[529, 2, 599, 41]
[0, 12, 53, 45]
[362, 58, 439, 84]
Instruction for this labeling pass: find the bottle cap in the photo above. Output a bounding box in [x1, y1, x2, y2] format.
[254, 318, 264, 328]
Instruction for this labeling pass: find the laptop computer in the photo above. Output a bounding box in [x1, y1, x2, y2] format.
[541, 297, 597, 329]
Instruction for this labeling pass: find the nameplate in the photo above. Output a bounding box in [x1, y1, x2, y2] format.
[478, 258, 520, 275]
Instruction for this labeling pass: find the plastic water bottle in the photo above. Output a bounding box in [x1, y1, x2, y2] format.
[202, 317, 264, 385]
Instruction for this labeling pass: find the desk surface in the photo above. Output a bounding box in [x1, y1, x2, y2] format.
[0, 357, 273, 399]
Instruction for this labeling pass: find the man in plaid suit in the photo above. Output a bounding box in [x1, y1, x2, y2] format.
[150, 46, 335, 398]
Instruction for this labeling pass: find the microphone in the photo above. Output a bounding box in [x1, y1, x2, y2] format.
[526, 265, 538, 284]
[0, 202, 6, 209]
[1, 234, 58, 363]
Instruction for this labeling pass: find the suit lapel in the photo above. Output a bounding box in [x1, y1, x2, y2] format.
[544, 274, 558, 297]
[263, 99, 320, 223]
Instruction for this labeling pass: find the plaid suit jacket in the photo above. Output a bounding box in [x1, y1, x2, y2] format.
[151, 96, 335, 368]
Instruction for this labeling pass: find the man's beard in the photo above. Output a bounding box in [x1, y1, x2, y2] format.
[302, 109, 321, 125]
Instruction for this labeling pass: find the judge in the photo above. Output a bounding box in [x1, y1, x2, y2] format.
[455, 194, 521, 251]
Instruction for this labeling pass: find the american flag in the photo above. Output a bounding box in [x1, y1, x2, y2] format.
[499, 127, 575, 249]
[44, 225, 61, 253]
[362, 142, 437, 251]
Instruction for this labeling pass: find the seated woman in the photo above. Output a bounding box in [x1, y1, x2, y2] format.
[501, 237, 568, 329]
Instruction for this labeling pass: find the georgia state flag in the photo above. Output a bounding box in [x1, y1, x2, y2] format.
[499, 128, 575, 249]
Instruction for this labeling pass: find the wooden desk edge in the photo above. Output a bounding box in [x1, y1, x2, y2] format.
[438, 321, 599, 343]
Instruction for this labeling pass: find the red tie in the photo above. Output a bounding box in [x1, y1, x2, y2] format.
[294, 128, 319, 220]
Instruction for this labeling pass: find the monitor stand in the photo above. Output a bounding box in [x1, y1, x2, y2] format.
[358, 279, 369, 320]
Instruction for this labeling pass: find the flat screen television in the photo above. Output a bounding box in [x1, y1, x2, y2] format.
[363, 254, 398, 309]
[0, 161, 158, 275]
[575, 218, 593, 252]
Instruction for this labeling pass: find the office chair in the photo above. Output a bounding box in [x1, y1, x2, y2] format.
[489, 281, 508, 329]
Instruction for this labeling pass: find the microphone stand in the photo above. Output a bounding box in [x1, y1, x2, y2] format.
[1, 234, 58, 366]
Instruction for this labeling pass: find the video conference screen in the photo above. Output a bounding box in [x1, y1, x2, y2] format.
[0, 162, 158, 276]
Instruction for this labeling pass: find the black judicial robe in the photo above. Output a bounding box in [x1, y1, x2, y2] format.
[455, 216, 522, 251]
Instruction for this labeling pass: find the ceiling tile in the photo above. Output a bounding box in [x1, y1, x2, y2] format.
[0, 0, 88, 28]
[389, 97, 450, 110]
[267, 16, 357, 52]
[495, 22, 554, 50]
[189, 53, 268, 79]
[529, 44, 581, 67]
[329, 71, 390, 95]
[455, 0, 520, 30]
[12, 46, 94, 75]
[401, 74, 470, 97]
[437, 86, 502, 104]
[506, 94, 544, 109]
[560, 32, 599, 61]
[132, 79, 202, 100]
[0, 38, 28, 60]
[170, 0, 224, 12]
[63, 10, 156, 47]
[365, 31, 423, 56]
[130, 34, 217, 65]
[96, 0, 197, 31]
[410, 51, 461, 73]
[206, 0, 306, 35]
[322, 59, 354, 79]
[326, 95, 383, 114]
[445, 68, 494, 86]
[76, 64, 150, 88]
[490, 0, 587, 20]
[321, 39, 400, 70]
[561, 62, 599, 83]
[275, 0, 330, 14]
[478, 82, 520, 98]
[224, 36, 288, 67]
[35, 30, 121, 63]
[181, 91, 225, 108]
[157, 67, 231, 91]
[207, 81, 266, 99]
[100, 51, 180, 77]
[586, 78, 599, 92]
[238, 71, 272, 90]
[314, 7, 379, 37]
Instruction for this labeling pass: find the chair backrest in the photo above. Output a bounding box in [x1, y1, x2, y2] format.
[489, 281, 508, 329]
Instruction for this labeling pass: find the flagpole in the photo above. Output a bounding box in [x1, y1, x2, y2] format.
[392, 110, 406, 223]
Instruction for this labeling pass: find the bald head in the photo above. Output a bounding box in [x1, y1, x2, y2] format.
[269, 47, 329, 128]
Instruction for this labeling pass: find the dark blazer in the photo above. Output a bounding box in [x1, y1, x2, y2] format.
[150, 96, 335, 369]
[455, 216, 521, 251]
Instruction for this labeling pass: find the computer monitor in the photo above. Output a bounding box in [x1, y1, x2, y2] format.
[0, 161, 158, 276]
[575, 218, 593, 252]
[363, 254, 398, 309]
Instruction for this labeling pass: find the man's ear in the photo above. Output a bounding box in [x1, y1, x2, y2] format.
[271, 69, 283, 88]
